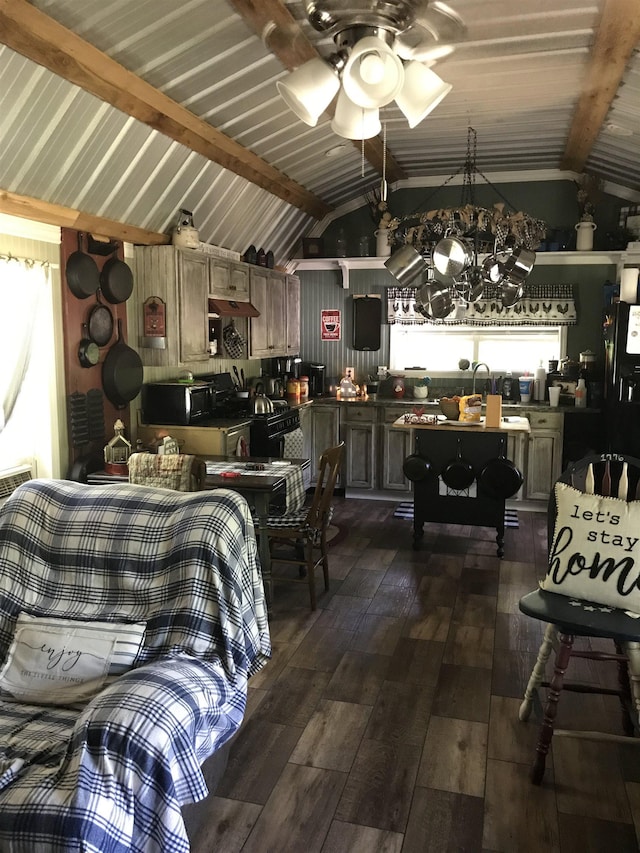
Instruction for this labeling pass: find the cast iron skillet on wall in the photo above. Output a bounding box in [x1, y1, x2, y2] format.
[86, 291, 114, 347]
[100, 246, 134, 304]
[102, 320, 143, 408]
[66, 232, 100, 299]
[478, 435, 523, 499]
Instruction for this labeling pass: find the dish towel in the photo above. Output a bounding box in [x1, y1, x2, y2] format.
[282, 428, 304, 459]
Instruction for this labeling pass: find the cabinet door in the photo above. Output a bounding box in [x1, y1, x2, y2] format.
[298, 403, 313, 489]
[249, 268, 270, 357]
[345, 423, 376, 488]
[228, 263, 250, 299]
[286, 275, 301, 355]
[310, 406, 340, 485]
[178, 251, 209, 363]
[381, 423, 412, 491]
[209, 258, 230, 295]
[525, 429, 563, 500]
[267, 273, 287, 356]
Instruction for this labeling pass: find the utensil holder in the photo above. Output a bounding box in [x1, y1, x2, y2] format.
[485, 394, 502, 428]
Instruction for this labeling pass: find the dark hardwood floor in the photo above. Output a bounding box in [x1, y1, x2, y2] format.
[188, 497, 640, 853]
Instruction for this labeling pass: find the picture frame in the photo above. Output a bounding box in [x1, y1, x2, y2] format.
[302, 237, 324, 259]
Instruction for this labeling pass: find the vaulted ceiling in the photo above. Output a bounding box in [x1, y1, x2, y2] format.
[0, 0, 639, 263]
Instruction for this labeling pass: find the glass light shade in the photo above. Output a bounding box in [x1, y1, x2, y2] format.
[330, 89, 381, 140]
[395, 62, 452, 128]
[342, 36, 405, 109]
[276, 58, 340, 126]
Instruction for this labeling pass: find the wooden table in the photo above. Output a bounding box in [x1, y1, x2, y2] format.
[393, 416, 530, 556]
[202, 455, 310, 608]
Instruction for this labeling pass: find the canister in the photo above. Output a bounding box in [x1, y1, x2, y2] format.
[299, 375, 309, 400]
[286, 378, 300, 400]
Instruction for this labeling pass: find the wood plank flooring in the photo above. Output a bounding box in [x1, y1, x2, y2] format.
[186, 497, 640, 853]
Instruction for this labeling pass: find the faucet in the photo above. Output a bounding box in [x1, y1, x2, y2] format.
[472, 362, 491, 395]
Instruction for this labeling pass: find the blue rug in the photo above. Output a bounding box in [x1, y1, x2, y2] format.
[393, 502, 519, 528]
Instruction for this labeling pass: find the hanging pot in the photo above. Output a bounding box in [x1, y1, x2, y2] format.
[66, 232, 100, 299]
[384, 244, 427, 286]
[100, 248, 133, 304]
[481, 254, 503, 286]
[453, 266, 485, 304]
[478, 435, 523, 499]
[87, 291, 114, 347]
[498, 275, 525, 308]
[78, 324, 100, 368]
[102, 320, 143, 408]
[417, 280, 455, 319]
[497, 246, 536, 284]
[441, 438, 475, 491]
[432, 236, 474, 278]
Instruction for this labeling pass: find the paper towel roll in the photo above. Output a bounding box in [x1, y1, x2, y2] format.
[534, 366, 547, 401]
[621, 268, 639, 303]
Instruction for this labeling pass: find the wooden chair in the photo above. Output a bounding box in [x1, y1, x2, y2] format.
[265, 442, 344, 610]
[518, 453, 640, 784]
[127, 452, 206, 491]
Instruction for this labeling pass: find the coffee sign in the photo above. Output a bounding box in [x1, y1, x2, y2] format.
[541, 482, 640, 613]
[321, 309, 341, 341]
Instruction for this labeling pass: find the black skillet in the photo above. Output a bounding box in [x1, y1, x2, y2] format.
[87, 291, 114, 347]
[78, 323, 100, 368]
[403, 453, 435, 483]
[441, 437, 475, 491]
[100, 246, 133, 304]
[102, 320, 143, 408]
[478, 435, 523, 499]
[66, 232, 100, 299]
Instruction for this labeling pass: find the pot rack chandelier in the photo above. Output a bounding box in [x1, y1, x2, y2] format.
[384, 128, 548, 319]
[276, 1, 465, 140]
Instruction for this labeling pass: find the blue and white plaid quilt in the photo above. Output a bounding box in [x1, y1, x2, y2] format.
[0, 479, 271, 852]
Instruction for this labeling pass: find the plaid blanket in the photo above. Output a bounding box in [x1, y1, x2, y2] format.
[0, 479, 270, 853]
[205, 460, 306, 515]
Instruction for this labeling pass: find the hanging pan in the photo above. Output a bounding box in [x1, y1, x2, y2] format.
[102, 319, 143, 408]
[441, 437, 475, 491]
[100, 246, 133, 304]
[478, 435, 523, 499]
[78, 323, 100, 368]
[87, 291, 114, 347]
[66, 232, 100, 299]
[403, 453, 435, 483]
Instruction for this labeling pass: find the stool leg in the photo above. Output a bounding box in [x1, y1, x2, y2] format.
[519, 623, 556, 721]
[532, 630, 574, 785]
[623, 641, 640, 733]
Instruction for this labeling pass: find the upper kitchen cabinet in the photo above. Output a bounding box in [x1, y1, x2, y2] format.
[249, 269, 300, 358]
[134, 245, 210, 367]
[209, 258, 250, 301]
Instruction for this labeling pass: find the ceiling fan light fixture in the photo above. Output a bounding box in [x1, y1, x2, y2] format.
[342, 36, 405, 108]
[330, 88, 381, 139]
[395, 62, 452, 128]
[276, 58, 340, 126]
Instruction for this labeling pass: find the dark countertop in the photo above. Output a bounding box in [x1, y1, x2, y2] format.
[308, 396, 601, 414]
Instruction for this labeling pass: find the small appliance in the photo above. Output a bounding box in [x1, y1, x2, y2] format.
[141, 380, 214, 426]
[604, 302, 640, 454]
[304, 363, 326, 397]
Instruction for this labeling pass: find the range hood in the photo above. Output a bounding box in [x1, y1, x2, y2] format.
[208, 298, 260, 317]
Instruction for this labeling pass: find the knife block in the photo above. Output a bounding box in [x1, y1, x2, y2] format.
[484, 394, 502, 428]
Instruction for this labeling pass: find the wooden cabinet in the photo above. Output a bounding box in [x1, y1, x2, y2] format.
[297, 402, 313, 489]
[178, 251, 209, 363]
[249, 269, 300, 358]
[209, 258, 250, 300]
[525, 411, 564, 500]
[136, 421, 251, 456]
[309, 405, 341, 485]
[342, 406, 377, 489]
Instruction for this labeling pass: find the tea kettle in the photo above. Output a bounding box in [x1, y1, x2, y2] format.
[252, 383, 274, 414]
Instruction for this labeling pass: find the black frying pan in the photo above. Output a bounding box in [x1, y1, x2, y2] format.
[66, 232, 99, 299]
[403, 453, 435, 482]
[100, 247, 133, 304]
[441, 437, 475, 491]
[78, 324, 100, 368]
[102, 320, 143, 408]
[478, 435, 523, 499]
[87, 291, 114, 347]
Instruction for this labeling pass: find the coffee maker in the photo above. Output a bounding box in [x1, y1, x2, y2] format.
[303, 363, 326, 397]
[270, 356, 301, 385]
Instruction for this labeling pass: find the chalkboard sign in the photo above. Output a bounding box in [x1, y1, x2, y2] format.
[353, 295, 381, 351]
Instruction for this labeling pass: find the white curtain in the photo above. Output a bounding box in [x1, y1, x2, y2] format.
[0, 256, 49, 432]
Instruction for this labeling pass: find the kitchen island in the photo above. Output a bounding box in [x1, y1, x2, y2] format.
[393, 415, 531, 557]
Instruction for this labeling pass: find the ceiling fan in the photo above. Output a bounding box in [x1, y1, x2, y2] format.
[276, 0, 466, 139]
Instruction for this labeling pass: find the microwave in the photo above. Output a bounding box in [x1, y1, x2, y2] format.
[141, 381, 214, 426]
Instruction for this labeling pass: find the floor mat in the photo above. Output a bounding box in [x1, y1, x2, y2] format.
[392, 502, 519, 528]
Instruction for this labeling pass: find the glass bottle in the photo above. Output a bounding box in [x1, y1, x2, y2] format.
[575, 377, 587, 407]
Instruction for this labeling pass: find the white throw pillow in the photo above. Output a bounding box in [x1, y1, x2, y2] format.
[0, 613, 146, 706]
[541, 482, 640, 614]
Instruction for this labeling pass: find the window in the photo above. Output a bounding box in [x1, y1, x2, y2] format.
[390, 323, 566, 374]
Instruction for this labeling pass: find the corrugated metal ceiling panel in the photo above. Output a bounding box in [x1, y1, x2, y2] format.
[0, 0, 638, 261]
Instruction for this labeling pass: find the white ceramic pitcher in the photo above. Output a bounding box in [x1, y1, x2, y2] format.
[575, 220, 596, 251]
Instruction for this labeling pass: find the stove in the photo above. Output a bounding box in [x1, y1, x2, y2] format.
[206, 372, 301, 457]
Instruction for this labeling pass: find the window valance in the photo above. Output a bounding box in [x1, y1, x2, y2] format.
[387, 283, 577, 326]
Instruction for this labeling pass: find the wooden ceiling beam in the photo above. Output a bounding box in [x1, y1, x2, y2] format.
[0, 188, 170, 245]
[228, 0, 407, 184]
[562, 0, 640, 172]
[0, 0, 331, 220]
